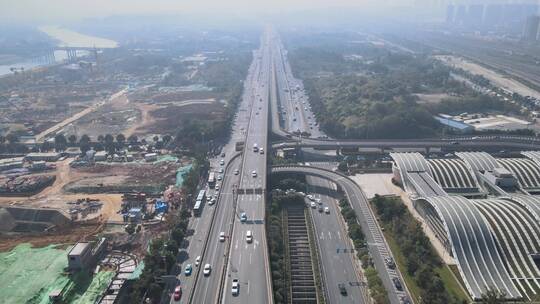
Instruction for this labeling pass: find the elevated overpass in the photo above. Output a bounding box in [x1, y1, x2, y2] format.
[272, 136, 540, 153]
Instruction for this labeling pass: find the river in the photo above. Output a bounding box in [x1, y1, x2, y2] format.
[0, 26, 118, 76]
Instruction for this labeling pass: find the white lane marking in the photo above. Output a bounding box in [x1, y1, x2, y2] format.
[250, 253, 252, 264]
[328, 231, 332, 240]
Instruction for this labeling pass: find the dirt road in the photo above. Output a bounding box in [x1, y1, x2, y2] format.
[35, 88, 127, 142]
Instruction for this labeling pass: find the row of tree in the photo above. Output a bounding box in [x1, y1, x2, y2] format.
[128, 157, 206, 303]
[338, 198, 388, 303]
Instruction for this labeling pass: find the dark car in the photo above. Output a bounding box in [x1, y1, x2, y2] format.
[393, 277, 403, 291]
[338, 283, 347, 296]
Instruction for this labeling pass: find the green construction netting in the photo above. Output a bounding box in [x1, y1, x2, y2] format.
[0, 243, 69, 304]
[0, 243, 114, 304]
[154, 155, 179, 164]
[176, 164, 193, 186]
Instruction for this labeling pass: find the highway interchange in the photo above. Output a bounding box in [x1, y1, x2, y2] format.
[163, 25, 540, 304]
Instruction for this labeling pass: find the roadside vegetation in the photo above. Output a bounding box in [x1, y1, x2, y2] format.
[128, 157, 206, 303]
[371, 195, 469, 304]
[284, 31, 523, 139]
[267, 191, 294, 303]
[338, 198, 388, 303]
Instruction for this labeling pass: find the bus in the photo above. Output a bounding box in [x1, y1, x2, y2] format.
[193, 190, 206, 216]
[193, 200, 202, 216]
[196, 190, 206, 204]
[208, 172, 216, 188]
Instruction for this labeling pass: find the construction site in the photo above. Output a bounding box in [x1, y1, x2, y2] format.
[0, 49, 218, 303]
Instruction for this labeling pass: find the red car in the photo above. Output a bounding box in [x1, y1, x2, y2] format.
[173, 285, 182, 301]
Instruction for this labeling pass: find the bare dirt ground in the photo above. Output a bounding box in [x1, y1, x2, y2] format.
[436, 55, 540, 99]
[0, 219, 104, 252]
[0, 159, 123, 222]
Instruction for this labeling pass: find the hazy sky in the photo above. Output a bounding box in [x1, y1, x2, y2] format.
[0, 0, 418, 24]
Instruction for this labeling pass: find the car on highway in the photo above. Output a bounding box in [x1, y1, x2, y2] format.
[220, 159, 225, 165]
[209, 198, 216, 205]
[338, 283, 347, 296]
[195, 256, 201, 267]
[221, 152, 226, 157]
[393, 277, 403, 291]
[310, 202, 316, 208]
[203, 264, 212, 276]
[400, 296, 412, 304]
[246, 230, 253, 243]
[173, 285, 182, 301]
[217, 175, 223, 181]
[184, 264, 192, 276]
[218, 168, 224, 173]
[318, 206, 324, 213]
[306, 194, 314, 201]
[240, 212, 247, 222]
[385, 257, 396, 269]
[231, 278, 240, 296]
[251, 170, 257, 177]
[219, 232, 226, 242]
[324, 207, 330, 214]
[259, 148, 264, 154]
[215, 184, 220, 191]
[234, 169, 239, 175]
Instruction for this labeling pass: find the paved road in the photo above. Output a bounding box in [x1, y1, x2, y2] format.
[272, 136, 540, 151]
[272, 165, 412, 304]
[269, 35, 326, 139]
[306, 175, 368, 303]
[221, 28, 273, 304]
[190, 155, 241, 303]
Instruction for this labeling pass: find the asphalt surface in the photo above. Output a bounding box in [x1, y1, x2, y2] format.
[190, 154, 241, 303]
[272, 165, 412, 304]
[221, 28, 273, 304]
[305, 175, 369, 304]
[272, 135, 540, 151]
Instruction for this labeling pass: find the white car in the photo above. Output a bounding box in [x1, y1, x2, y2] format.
[234, 169, 239, 175]
[219, 232, 225, 242]
[310, 202, 316, 208]
[307, 195, 314, 201]
[231, 278, 240, 296]
[220, 159, 225, 166]
[209, 198, 216, 206]
[195, 256, 201, 267]
[215, 184, 220, 191]
[203, 263, 211, 276]
[251, 170, 257, 177]
[246, 230, 253, 243]
[324, 207, 330, 214]
[219, 168, 224, 173]
[217, 175, 223, 181]
[259, 148, 264, 154]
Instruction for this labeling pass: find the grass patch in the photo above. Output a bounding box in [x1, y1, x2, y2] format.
[436, 266, 470, 302]
[382, 230, 422, 301]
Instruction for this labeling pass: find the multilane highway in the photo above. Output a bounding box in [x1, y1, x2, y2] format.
[221, 28, 274, 304]
[306, 175, 369, 303]
[272, 165, 413, 304]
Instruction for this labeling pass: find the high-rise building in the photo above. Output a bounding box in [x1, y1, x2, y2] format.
[446, 4, 455, 23]
[523, 15, 540, 41]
